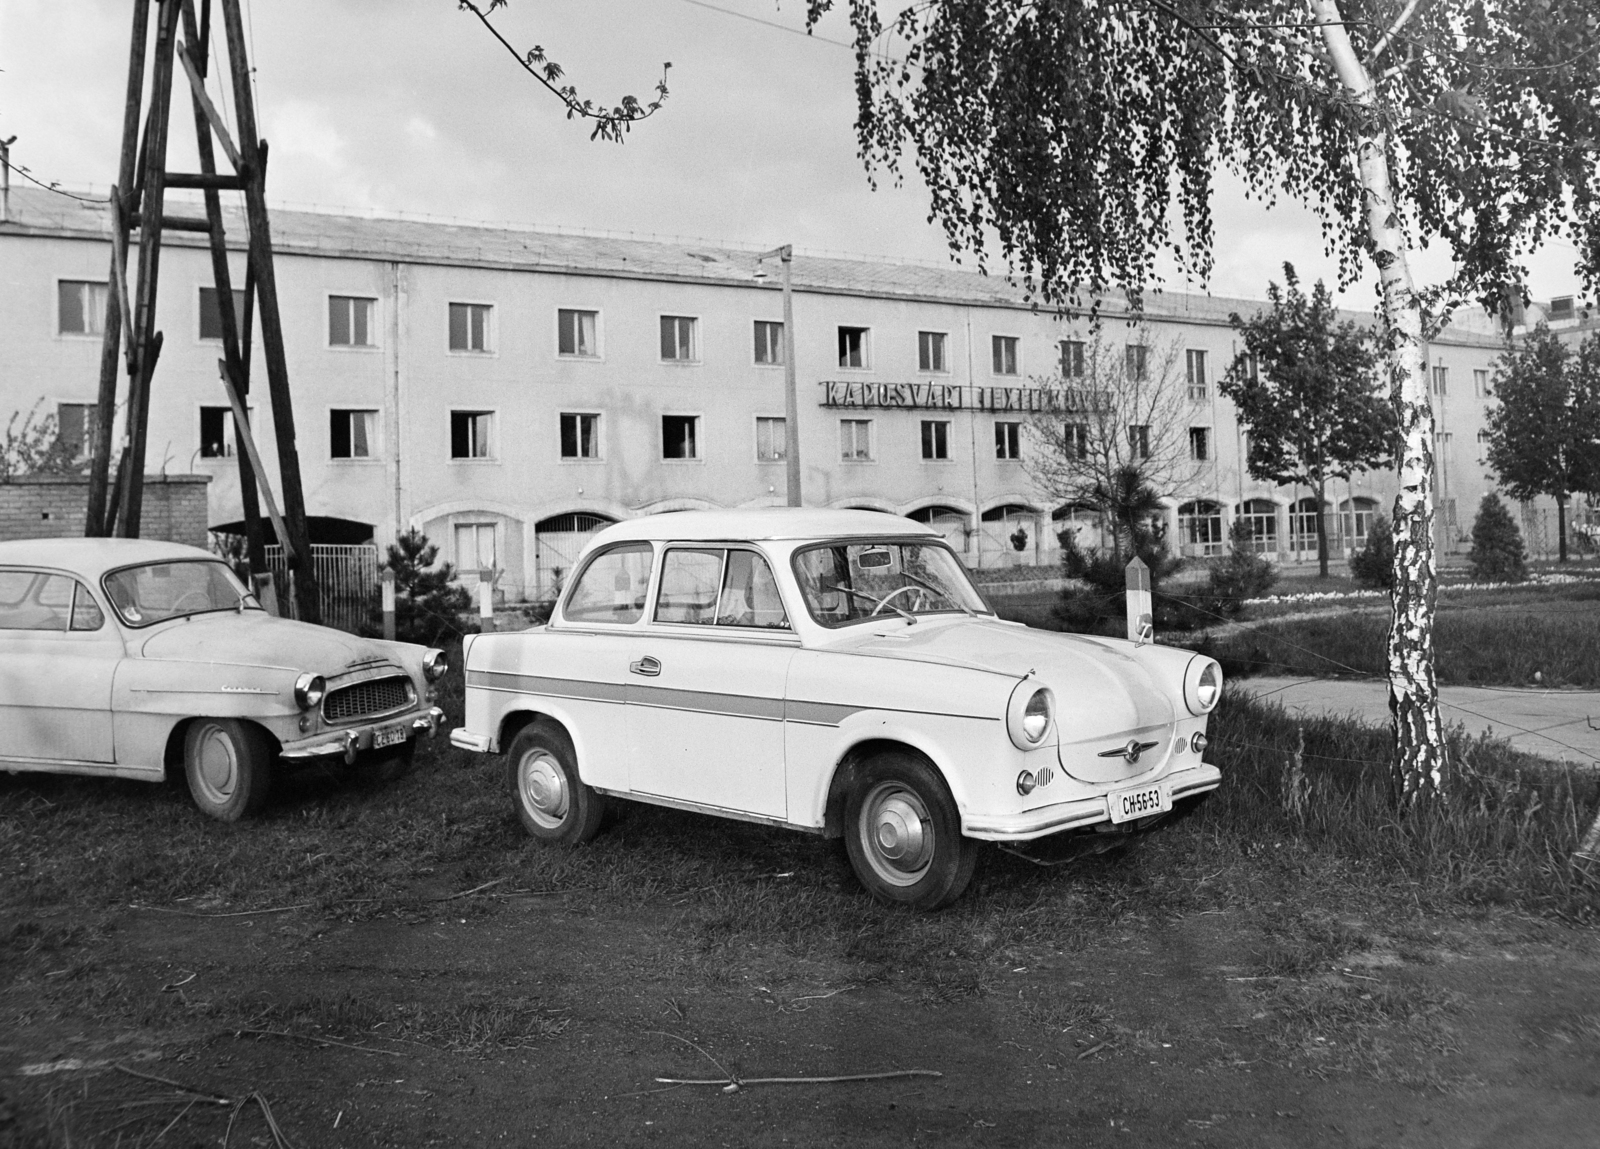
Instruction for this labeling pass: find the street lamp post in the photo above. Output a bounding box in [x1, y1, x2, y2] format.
[755, 245, 802, 507]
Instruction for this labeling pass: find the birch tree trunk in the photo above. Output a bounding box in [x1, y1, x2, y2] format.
[1311, 0, 1447, 803]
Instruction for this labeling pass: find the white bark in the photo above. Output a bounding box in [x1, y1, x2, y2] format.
[1311, 0, 1447, 803]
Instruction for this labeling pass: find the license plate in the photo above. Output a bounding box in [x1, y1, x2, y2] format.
[1108, 782, 1171, 824]
[373, 723, 409, 749]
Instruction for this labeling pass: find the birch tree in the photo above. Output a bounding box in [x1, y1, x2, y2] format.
[805, 0, 1600, 806]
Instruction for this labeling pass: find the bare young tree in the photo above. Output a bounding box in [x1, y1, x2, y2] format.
[1024, 329, 1199, 556]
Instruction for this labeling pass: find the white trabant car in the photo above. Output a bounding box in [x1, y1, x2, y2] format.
[0, 538, 447, 821]
[451, 510, 1221, 909]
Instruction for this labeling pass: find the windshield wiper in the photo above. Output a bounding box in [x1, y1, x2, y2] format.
[900, 570, 978, 617]
[823, 583, 917, 625]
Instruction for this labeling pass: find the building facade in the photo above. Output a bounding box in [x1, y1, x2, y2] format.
[0, 185, 1569, 599]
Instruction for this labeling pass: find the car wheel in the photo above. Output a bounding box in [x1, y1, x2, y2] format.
[184, 718, 273, 822]
[506, 722, 605, 845]
[844, 750, 977, 910]
[359, 738, 416, 786]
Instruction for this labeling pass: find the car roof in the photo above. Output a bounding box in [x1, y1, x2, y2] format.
[0, 536, 221, 580]
[591, 508, 942, 545]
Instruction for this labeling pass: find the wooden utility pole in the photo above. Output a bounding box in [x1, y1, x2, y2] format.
[87, 0, 318, 624]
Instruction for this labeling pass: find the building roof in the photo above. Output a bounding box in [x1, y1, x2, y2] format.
[592, 508, 939, 544]
[0, 185, 1505, 343]
[0, 535, 217, 579]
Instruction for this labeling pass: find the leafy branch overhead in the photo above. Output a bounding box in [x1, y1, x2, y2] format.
[804, 0, 1600, 314]
[458, 1, 670, 142]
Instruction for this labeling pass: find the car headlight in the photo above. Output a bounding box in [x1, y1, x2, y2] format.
[1183, 656, 1223, 715]
[294, 672, 326, 711]
[1006, 681, 1056, 750]
[423, 648, 448, 682]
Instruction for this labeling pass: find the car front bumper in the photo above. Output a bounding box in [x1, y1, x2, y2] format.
[962, 762, 1222, 842]
[279, 706, 447, 764]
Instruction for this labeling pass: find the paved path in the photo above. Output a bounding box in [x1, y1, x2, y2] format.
[1231, 676, 1600, 766]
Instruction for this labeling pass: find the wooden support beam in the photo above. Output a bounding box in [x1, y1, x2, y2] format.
[108, 191, 136, 377]
[175, 36, 243, 172]
[164, 171, 245, 190]
[217, 359, 294, 565]
[159, 213, 212, 232]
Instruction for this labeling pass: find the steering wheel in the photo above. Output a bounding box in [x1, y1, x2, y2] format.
[871, 585, 930, 615]
[170, 590, 212, 614]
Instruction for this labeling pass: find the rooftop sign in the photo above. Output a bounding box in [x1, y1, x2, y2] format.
[820, 378, 1109, 413]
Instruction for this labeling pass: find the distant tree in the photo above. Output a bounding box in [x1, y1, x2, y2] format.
[1350, 514, 1395, 590]
[1026, 332, 1196, 559]
[1058, 482, 1186, 634]
[1223, 264, 1394, 577]
[1484, 326, 1600, 563]
[0, 401, 85, 480]
[1468, 494, 1527, 583]
[378, 528, 473, 646]
[1206, 519, 1278, 615]
[807, 0, 1600, 806]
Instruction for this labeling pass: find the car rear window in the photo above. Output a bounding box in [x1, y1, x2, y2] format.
[563, 543, 654, 624]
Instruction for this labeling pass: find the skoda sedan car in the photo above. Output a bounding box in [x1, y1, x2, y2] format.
[0, 538, 447, 821]
[451, 509, 1221, 909]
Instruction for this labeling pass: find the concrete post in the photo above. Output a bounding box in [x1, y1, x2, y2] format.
[381, 568, 395, 641]
[1125, 556, 1152, 644]
[478, 569, 495, 633]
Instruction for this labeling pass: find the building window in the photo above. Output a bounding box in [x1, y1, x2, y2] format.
[199, 286, 247, 341]
[448, 302, 493, 352]
[660, 315, 698, 362]
[1236, 499, 1278, 553]
[455, 522, 496, 574]
[995, 420, 1022, 460]
[560, 413, 601, 460]
[837, 326, 869, 369]
[755, 416, 786, 462]
[1474, 368, 1491, 397]
[450, 410, 494, 459]
[558, 309, 599, 357]
[1126, 344, 1148, 382]
[1060, 339, 1086, 379]
[330, 409, 377, 459]
[1243, 352, 1260, 382]
[754, 321, 784, 365]
[58, 280, 108, 336]
[840, 418, 873, 461]
[56, 403, 98, 460]
[1064, 422, 1089, 460]
[1189, 426, 1211, 461]
[662, 414, 700, 459]
[991, 335, 1019, 376]
[329, 296, 376, 347]
[1128, 424, 1151, 459]
[918, 330, 948, 373]
[199, 406, 237, 458]
[1477, 429, 1492, 462]
[1178, 500, 1225, 557]
[920, 420, 951, 460]
[1186, 349, 1208, 400]
[1432, 365, 1448, 395]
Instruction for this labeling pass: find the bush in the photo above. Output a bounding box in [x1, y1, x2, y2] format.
[1204, 519, 1278, 615]
[1468, 493, 1527, 582]
[1056, 519, 1194, 633]
[1349, 514, 1394, 589]
[369, 528, 473, 645]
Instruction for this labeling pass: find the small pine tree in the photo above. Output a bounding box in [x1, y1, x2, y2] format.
[1205, 519, 1278, 614]
[1057, 516, 1189, 633]
[375, 529, 472, 645]
[1349, 514, 1395, 589]
[1468, 493, 1527, 582]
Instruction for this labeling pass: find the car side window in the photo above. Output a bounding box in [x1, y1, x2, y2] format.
[655, 547, 791, 630]
[563, 543, 653, 624]
[70, 581, 106, 631]
[0, 570, 72, 632]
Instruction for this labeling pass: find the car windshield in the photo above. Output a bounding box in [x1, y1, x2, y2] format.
[792, 540, 991, 627]
[102, 560, 256, 627]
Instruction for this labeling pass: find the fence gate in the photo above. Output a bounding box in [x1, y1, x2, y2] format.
[265, 544, 379, 632]
[533, 514, 614, 600]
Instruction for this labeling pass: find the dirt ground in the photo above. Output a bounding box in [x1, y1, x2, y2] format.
[5, 882, 1600, 1148]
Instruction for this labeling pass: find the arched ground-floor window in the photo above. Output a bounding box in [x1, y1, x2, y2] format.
[1340, 497, 1381, 552]
[1288, 497, 1336, 559]
[534, 512, 617, 600]
[1235, 498, 1279, 554]
[907, 505, 971, 555]
[1178, 499, 1225, 558]
[979, 503, 1043, 567]
[1052, 503, 1104, 554]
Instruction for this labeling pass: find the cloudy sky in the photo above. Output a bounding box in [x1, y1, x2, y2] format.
[0, 0, 1585, 308]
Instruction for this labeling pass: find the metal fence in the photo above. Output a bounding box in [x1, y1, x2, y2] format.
[264, 543, 380, 633]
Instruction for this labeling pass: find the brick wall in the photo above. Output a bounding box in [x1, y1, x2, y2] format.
[0, 475, 212, 547]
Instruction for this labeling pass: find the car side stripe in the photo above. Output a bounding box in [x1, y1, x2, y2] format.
[627, 684, 785, 722]
[469, 669, 627, 704]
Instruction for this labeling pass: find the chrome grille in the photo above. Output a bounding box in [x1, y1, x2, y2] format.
[323, 675, 413, 723]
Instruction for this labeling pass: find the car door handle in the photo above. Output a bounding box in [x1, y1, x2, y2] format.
[630, 656, 662, 677]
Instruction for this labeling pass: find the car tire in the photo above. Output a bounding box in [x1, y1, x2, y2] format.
[506, 722, 605, 845]
[844, 750, 977, 910]
[184, 718, 273, 822]
[359, 739, 416, 786]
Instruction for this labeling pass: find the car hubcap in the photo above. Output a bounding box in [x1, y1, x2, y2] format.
[519, 750, 569, 828]
[860, 783, 933, 887]
[194, 726, 238, 805]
